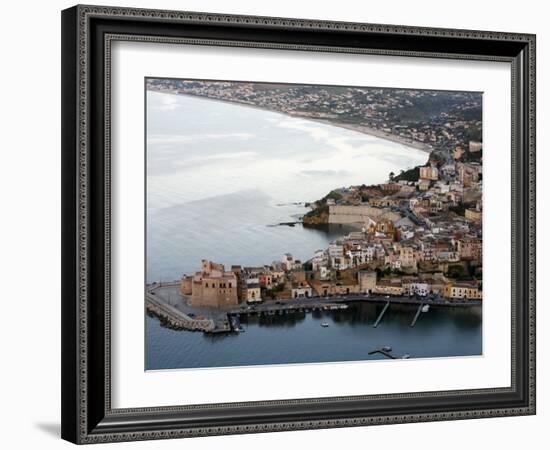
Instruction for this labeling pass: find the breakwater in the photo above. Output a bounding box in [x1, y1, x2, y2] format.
[146, 293, 216, 332]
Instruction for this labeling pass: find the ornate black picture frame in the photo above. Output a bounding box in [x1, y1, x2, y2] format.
[61, 4, 536, 444]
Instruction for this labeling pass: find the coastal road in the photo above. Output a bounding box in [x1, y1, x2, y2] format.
[148, 283, 480, 319]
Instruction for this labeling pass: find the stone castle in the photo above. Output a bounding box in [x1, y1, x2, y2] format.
[180, 260, 238, 308]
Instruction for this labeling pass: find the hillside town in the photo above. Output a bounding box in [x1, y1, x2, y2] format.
[180, 151, 482, 308]
[146, 79, 483, 309]
[154, 79, 483, 307]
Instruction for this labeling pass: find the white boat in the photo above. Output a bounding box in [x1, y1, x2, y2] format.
[421, 304, 430, 313]
[321, 322, 330, 327]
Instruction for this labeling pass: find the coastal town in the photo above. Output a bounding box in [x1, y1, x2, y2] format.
[146, 79, 482, 335]
[175, 154, 482, 310]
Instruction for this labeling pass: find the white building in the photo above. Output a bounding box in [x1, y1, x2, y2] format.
[319, 266, 331, 280]
[410, 282, 429, 297]
[400, 228, 415, 240]
[245, 276, 259, 286]
[346, 246, 374, 267]
[282, 253, 294, 271]
[328, 243, 347, 269]
[291, 285, 313, 298]
[311, 249, 328, 271]
[435, 181, 450, 194]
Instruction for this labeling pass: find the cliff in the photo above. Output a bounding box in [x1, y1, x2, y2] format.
[302, 209, 329, 225]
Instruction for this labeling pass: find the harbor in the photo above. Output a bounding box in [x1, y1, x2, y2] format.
[146, 291, 482, 370]
[146, 282, 480, 334]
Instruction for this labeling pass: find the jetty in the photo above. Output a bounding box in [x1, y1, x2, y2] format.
[410, 303, 424, 327]
[373, 301, 390, 328]
[368, 347, 412, 360]
[368, 348, 397, 359]
[146, 287, 218, 333]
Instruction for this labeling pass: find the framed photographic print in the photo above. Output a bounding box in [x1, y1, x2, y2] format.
[61, 5, 536, 444]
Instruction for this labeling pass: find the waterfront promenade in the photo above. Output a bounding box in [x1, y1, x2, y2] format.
[146, 282, 481, 333]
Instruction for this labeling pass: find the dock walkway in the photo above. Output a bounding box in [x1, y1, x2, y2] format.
[410, 303, 424, 327]
[146, 293, 216, 332]
[373, 301, 390, 328]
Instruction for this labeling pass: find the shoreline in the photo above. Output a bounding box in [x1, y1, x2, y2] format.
[147, 88, 433, 155]
[147, 283, 481, 334]
[308, 118, 433, 154]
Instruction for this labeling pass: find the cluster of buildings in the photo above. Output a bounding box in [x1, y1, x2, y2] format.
[181, 237, 481, 308]
[153, 79, 484, 308]
[180, 255, 317, 308]
[180, 138, 482, 307]
[181, 213, 481, 309]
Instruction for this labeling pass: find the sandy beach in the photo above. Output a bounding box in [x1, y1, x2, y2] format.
[307, 118, 433, 154]
[148, 87, 433, 156]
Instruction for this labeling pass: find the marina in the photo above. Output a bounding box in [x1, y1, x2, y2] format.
[146, 296, 482, 370]
[146, 282, 480, 334]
